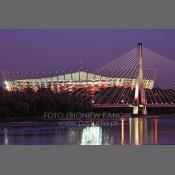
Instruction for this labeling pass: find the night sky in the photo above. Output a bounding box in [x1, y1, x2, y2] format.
[1, 29, 175, 74]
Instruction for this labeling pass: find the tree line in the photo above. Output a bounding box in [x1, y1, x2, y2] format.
[0, 87, 93, 119]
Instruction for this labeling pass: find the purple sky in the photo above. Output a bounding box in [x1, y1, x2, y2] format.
[1, 29, 175, 74]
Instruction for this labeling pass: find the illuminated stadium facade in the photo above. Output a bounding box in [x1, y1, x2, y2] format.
[4, 70, 154, 93]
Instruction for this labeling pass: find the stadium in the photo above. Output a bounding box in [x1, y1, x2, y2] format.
[3, 70, 154, 93]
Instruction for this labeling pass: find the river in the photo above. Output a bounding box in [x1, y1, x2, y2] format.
[0, 115, 175, 145]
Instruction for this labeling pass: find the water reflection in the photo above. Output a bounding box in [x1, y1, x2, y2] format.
[121, 118, 126, 145]
[154, 117, 158, 144]
[3, 129, 9, 145]
[81, 123, 102, 145]
[80, 117, 159, 145]
[129, 118, 147, 145]
[2, 115, 175, 145]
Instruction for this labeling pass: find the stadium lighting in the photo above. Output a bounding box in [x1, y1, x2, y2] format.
[4, 81, 11, 91]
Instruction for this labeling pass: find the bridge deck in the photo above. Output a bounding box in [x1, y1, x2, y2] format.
[94, 104, 175, 108]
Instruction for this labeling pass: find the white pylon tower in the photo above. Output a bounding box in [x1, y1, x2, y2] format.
[133, 43, 147, 115]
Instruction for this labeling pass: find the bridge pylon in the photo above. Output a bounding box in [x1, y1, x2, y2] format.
[133, 43, 147, 115]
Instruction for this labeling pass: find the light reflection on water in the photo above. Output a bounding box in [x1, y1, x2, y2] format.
[0, 116, 175, 145]
[81, 124, 102, 145]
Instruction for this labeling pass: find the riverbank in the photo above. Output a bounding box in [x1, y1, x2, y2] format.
[0, 113, 175, 128]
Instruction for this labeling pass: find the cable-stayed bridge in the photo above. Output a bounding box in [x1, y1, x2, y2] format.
[93, 43, 175, 114]
[3, 43, 175, 115]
